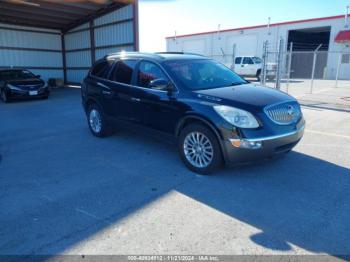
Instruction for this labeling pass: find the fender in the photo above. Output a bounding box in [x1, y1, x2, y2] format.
[83, 95, 104, 114]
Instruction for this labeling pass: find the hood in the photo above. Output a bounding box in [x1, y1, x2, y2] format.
[7, 78, 44, 87]
[194, 84, 295, 111]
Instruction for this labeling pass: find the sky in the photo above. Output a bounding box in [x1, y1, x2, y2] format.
[138, 0, 350, 52]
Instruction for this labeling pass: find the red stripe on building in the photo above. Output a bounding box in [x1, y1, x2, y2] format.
[166, 14, 346, 39]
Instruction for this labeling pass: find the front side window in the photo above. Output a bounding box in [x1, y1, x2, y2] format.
[110, 60, 138, 84]
[243, 57, 254, 65]
[162, 59, 247, 91]
[91, 60, 113, 79]
[252, 57, 262, 64]
[137, 61, 169, 88]
[235, 57, 242, 64]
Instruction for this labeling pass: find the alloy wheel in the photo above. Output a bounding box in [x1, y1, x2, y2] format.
[183, 131, 214, 168]
[89, 109, 102, 134]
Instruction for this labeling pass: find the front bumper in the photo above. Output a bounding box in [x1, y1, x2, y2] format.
[7, 88, 50, 99]
[222, 123, 305, 164]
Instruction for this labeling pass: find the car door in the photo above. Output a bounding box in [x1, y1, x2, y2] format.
[103, 59, 141, 123]
[132, 60, 183, 134]
[233, 57, 243, 75]
[241, 57, 255, 76]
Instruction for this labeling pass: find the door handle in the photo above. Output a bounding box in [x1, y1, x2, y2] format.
[102, 90, 112, 95]
[131, 97, 141, 102]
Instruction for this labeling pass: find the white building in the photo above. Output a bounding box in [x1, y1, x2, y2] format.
[166, 15, 350, 80]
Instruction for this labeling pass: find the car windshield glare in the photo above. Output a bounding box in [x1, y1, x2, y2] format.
[162, 59, 247, 90]
[0, 70, 36, 81]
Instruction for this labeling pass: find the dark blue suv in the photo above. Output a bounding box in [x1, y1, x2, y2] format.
[81, 52, 305, 174]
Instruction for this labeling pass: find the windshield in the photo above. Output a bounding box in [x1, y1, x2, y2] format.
[0, 70, 36, 81]
[162, 59, 247, 90]
[252, 57, 262, 64]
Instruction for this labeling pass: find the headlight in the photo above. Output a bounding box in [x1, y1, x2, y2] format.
[7, 84, 22, 91]
[214, 105, 259, 128]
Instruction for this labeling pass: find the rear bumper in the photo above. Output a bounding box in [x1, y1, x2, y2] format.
[222, 124, 305, 164]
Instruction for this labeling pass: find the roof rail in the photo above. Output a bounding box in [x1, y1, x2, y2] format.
[155, 52, 205, 57]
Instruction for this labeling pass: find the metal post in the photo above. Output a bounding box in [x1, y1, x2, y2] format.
[310, 44, 322, 94]
[61, 33, 67, 85]
[275, 38, 284, 90]
[261, 40, 268, 85]
[335, 53, 342, 88]
[231, 44, 236, 71]
[89, 20, 96, 65]
[286, 42, 293, 94]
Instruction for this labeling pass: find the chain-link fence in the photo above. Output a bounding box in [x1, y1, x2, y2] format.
[208, 41, 350, 98]
[260, 40, 350, 97]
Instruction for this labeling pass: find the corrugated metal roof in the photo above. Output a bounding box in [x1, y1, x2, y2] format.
[0, 0, 133, 31]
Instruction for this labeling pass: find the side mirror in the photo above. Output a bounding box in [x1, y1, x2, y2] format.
[36, 75, 41, 78]
[149, 79, 173, 93]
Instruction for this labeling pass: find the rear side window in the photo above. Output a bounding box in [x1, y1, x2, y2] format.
[235, 57, 242, 64]
[110, 60, 138, 84]
[91, 60, 113, 78]
[243, 57, 254, 65]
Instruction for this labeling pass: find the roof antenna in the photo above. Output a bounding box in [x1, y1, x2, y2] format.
[346, 5, 349, 28]
[267, 17, 271, 35]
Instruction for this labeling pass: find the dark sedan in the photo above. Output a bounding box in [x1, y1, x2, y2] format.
[81, 52, 305, 174]
[0, 69, 50, 103]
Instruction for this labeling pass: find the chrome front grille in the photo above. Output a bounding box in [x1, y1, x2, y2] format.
[264, 101, 301, 125]
[17, 84, 42, 89]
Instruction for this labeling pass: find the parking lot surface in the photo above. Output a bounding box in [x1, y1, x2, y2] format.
[0, 87, 350, 256]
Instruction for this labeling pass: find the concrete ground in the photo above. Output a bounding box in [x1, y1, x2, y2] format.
[0, 87, 350, 258]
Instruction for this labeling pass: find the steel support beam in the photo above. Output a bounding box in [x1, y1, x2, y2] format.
[61, 33, 67, 85]
[89, 20, 96, 65]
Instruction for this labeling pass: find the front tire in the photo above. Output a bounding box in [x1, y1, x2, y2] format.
[178, 123, 223, 175]
[87, 103, 111, 137]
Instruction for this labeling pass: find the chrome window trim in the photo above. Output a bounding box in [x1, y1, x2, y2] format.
[90, 58, 179, 95]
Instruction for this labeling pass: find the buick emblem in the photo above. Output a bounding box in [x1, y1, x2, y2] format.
[287, 105, 295, 116]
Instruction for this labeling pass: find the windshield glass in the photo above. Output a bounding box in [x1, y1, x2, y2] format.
[252, 57, 262, 64]
[162, 59, 247, 90]
[0, 70, 36, 81]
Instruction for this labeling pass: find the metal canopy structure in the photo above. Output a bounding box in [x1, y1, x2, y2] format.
[0, 0, 138, 84]
[0, 0, 132, 32]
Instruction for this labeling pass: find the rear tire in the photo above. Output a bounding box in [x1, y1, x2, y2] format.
[1, 89, 10, 103]
[178, 123, 223, 175]
[256, 70, 261, 82]
[87, 103, 112, 137]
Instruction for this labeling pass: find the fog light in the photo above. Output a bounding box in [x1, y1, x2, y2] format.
[230, 139, 262, 149]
